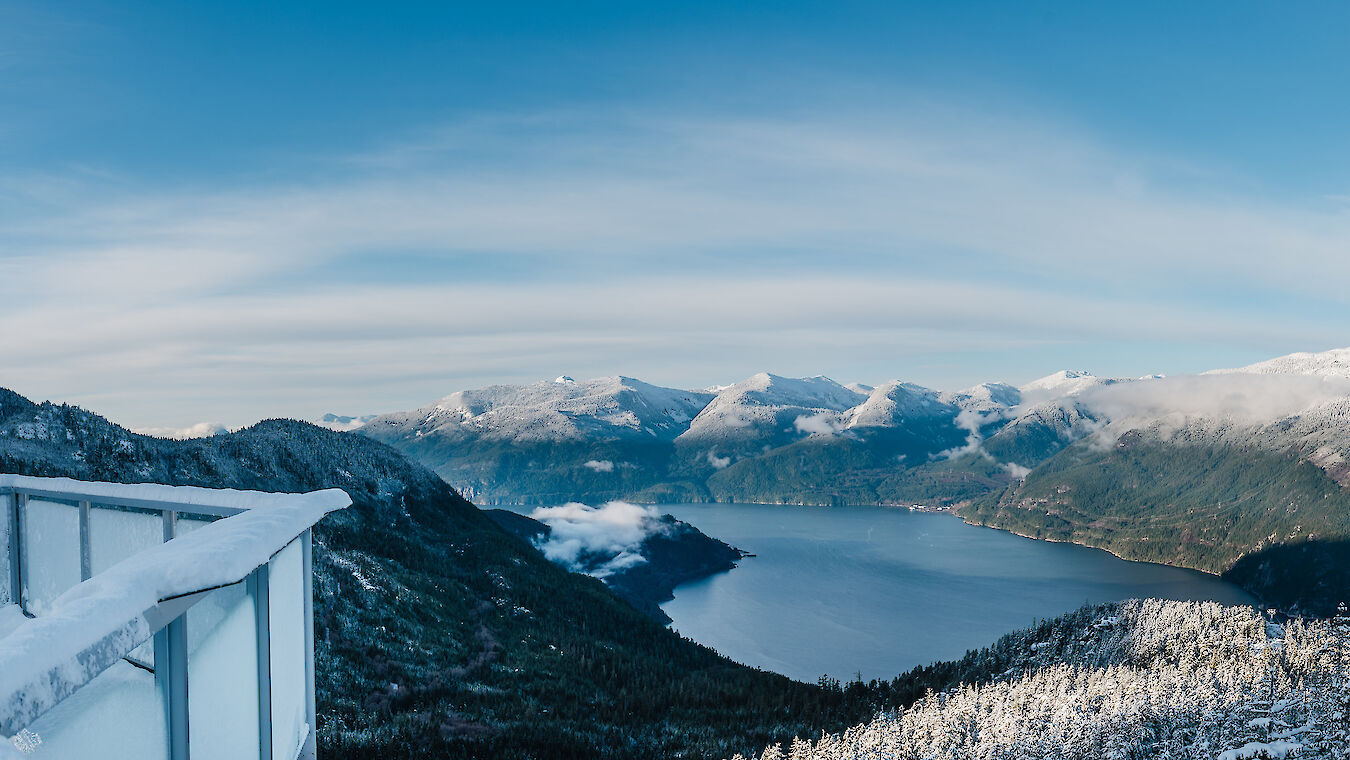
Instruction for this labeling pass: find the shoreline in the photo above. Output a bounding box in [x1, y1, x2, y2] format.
[950, 513, 1227, 578]
[500, 499, 1262, 607]
[655, 500, 1261, 685]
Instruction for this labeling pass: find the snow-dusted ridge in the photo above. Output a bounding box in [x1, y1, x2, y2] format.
[366, 375, 713, 443]
[1207, 347, 1350, 380]
[358, 346, 1350, 503]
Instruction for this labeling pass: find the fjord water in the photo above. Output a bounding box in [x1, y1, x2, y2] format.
[657, 503, 1256, 683]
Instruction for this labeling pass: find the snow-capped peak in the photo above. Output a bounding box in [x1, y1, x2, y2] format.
[554, 375, 576, 384]
[678, 373, 867, 444]
[942, 382, 1022, 411]
[847, 381, 948, 429]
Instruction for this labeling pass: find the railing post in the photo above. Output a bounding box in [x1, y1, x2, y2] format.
[78, 501, 92, 581]
[162, 509, 177, 542]
[301, 529, 317, 760]
[251, 566, 273, 760]
[6, 492, 19, 607]
[13, 493, 26, 614]
[165, 615, 190, 760]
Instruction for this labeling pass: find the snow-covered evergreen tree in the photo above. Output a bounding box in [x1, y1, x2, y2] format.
[737, 600, 1350, 760]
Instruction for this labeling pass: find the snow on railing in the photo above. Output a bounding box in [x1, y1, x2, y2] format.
[0, 476, 349, 760]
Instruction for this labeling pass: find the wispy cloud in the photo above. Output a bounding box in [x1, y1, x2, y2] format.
[130, 422, 230, 440]
[794, 412, 844, 436]
[3, 104, 1349, 426]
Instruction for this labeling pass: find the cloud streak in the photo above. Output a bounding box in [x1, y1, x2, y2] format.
[130, 422, 230, 440]
[1075, 373, 1350, 429]
[4, 103, 1350, 427]
[794, 412, 844, 436]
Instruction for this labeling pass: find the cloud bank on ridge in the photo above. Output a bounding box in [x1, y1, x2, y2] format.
[528, 501, 670, 579]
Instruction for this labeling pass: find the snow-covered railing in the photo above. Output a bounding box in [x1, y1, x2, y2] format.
[0, 475, 350, 760]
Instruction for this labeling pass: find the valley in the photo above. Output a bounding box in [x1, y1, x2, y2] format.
[6, 346, 1350, 758]
[654, 502, 1253, 682]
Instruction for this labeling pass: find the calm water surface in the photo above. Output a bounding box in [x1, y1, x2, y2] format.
[653, 503, 1256, 682]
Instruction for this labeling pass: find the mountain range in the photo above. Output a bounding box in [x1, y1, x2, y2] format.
[357, 347, 1350, 612]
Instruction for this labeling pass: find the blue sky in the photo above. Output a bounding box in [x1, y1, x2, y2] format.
[3, 1, 1350, 429]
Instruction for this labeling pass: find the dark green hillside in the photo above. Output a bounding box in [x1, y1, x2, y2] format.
[980, 406, 1095, 467]
[365, 428, 679, 506]
[0, 391, 897, 759]
[1223, 539, 1350, 616]
[701, 424, 972, 506]
[960, 431, 1350, 610]
[875, 454, 1015, 506]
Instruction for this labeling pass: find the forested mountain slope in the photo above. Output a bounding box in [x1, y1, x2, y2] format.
[739, 599, 1350, 760]
[960, 355, 1350, 615]
[0, 389, 896, 759]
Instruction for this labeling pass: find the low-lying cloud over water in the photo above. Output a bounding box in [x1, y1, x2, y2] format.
[528, 501, 670, 578]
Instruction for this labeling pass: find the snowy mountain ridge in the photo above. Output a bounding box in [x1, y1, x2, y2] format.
[363, 347, 1350, 452]
[359, 346, 1350, 509]
[1207, 346, 1350, 380]
[367, 375, 714, 444]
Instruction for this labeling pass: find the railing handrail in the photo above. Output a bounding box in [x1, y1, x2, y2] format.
[0, 474, 340, 518]
[0, 485, 246, 518]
